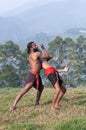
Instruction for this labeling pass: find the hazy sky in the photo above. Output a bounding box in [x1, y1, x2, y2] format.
[0, 0, 86, 16]
[0, 0, 65, 16]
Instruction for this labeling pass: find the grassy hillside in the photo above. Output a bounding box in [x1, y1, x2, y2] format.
[0, 87, 86, 130]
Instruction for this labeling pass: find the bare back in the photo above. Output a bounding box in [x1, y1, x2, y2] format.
[29, 52, 42, 73]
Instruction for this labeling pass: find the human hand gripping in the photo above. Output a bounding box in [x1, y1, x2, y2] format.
[64, 65, 69, 72]
[40, 43, 45, 50]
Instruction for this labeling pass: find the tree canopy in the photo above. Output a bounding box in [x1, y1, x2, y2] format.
[0, 35, 86, 88]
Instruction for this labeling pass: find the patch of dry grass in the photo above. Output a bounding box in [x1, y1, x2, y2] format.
[0, 87, 86, 130]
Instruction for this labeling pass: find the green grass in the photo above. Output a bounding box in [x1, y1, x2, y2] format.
[0, 87, 86, 130]
[8, 124, 44, 130]
[46, 118, 86, 130]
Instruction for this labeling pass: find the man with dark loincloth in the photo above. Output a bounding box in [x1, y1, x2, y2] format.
[41, 58, 69, 110]
[10, 41, 49, 111]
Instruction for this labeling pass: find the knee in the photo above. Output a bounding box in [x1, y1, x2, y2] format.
[55, 87, 60, 94]
[21, 89, 27, 96]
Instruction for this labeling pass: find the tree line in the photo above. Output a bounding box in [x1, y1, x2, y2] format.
[0, 35, 86, 88]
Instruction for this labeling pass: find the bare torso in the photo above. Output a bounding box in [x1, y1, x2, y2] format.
[42, 60, 52, 70]
[29, 52, 42, 73]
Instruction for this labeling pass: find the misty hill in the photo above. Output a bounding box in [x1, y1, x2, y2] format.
[15, 0, 86, 34]
[0, 0, 86, 49]
[19, 32, 54, 50]
[63, 28, 86, 39]
[0, 17, 29, 43]
[0, 17, 53, 50]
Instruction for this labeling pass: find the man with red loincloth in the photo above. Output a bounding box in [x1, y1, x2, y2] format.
[10, 41, 49, 111]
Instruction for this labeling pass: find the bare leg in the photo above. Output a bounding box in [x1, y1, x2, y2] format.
[55, 83, 66, 109]
[10, 82, 33, 111]
[51, 82, 60, 111]
[35, 87, 44, 105]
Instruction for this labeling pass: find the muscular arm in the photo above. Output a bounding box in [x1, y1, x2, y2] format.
[40, 44, 49, 58]
[36, 51, 49, 59]
[33, 44, 50, 59]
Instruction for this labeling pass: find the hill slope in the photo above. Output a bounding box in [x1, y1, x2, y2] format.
[0, 87, 86, 130]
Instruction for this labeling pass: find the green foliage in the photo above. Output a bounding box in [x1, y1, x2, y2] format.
[48, 36, 64, 70]
[48, 35, 86, 87]
[0, 41, 29, 87]
[0, 34, 86, 88]
[0, 65, 20, 87]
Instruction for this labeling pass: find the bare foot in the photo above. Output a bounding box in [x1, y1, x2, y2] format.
[51, 106, 56, 111]
[55, 106, 60, 110]
[55, 105, 60, 110]
[35, 102, 40, 106]
[10, 106, 17, 111]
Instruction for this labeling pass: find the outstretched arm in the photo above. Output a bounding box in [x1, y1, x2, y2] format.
[57, 66, 69, 73]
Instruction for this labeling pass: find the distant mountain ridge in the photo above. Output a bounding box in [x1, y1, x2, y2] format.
[0, 0, 86, 49]
[0, 17, 29, 43]
[0, 15, 86, 50]
[63, 28, 86, 39]
[66, 28, 86, 35]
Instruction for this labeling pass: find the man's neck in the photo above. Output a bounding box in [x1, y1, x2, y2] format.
[30, 50, 35, 54]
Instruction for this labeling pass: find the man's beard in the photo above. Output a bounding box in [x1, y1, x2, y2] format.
[34, 47, 39, 52]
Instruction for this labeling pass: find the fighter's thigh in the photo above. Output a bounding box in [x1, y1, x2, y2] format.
[59, 82, 66, 93]
[54, 81, 60, 92]
[48, 73, 57, 87]
[23, 82, 33, 92]
[33, 76, 44, 91]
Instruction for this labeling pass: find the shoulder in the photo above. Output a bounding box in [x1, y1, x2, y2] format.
[30, 52, 41, 60]
[35, 51, 41, 57]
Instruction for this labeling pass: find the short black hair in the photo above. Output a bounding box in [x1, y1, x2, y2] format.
[27, 41, 34, 53]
